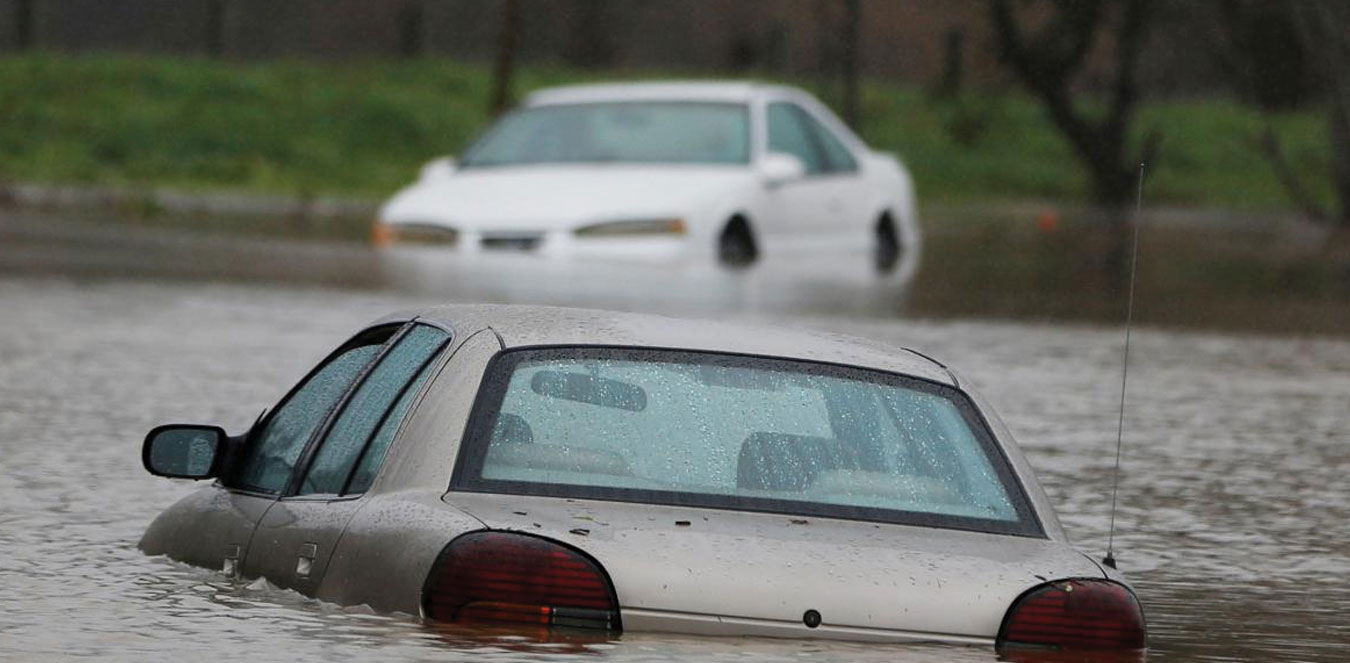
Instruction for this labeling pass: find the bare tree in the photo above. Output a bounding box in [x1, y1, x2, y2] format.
[840, 0, 862, 129]
[15, 0, 34, 50]
[488, 0, 521, 117]
[1230, 0, 1350, 227]
[398, 0, 423, 59]
[564, 0, 616, 69]
[205, 0, 225, 57]
[1290, 1, 1350, 226]
[989, 0, 1159, 215]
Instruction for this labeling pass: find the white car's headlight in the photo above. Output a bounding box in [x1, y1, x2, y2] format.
[372, 221, 460, 247]
[574, 219, 687, 237]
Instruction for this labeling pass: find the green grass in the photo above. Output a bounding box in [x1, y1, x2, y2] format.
[859, 83, 1333, 209]
[0, 53, 1335, 211]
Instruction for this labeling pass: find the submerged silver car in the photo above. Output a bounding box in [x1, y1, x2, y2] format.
[140, 305, 1145, 651]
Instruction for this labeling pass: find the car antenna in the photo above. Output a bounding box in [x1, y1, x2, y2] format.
[1104, 162, 1147, 571]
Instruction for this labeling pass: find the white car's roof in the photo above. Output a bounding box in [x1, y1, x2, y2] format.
[385, 304, 955, 386]
[524, 81, 795, 107]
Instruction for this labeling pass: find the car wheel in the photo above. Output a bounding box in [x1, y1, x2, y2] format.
[875, 214, 902, 273]
[718, 217, 758, 267]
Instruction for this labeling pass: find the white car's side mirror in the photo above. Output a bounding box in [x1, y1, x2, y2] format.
[419, 156, 458, 182]
[759, 152, 806, 187]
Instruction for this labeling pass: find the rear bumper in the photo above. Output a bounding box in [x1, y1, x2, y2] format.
[621, 608, 993, 645]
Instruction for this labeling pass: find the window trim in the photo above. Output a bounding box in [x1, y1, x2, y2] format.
[279, 324, 411, 497]
[335, 335, 449, 496]
[449, 345, 1046, 539]
[222, 318, 452, 499]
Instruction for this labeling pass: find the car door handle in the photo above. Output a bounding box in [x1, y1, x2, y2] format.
[295, 542, 318, 579]
[223, 544, 242, 579]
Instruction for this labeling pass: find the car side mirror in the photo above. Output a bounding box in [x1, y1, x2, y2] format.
[760, 152, 806, 187]
[142, 424, 227, 479]
[419, 156, 457, 182]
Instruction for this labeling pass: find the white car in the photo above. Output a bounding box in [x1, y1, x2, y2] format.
[375, 82, 921, 271]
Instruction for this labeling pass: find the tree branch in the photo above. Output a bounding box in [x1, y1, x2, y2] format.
[990, 0, 1154, 207]
[488, 0, 520, 117]
[1254, 123, 1330, 223]
[1041, 0, 1104, 77]
[1106, 0, 1150, 139]
[1288, 0, 1350, 225]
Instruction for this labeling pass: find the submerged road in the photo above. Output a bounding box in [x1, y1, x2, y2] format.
[0, 213, 1347, 661]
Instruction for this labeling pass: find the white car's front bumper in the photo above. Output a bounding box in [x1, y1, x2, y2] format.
[388, 227, 697, 263]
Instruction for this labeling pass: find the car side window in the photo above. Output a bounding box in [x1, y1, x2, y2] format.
[344, 350, 441, 494]
[797, 109, 859, 173]
[233, 328, 396, 494]
[298, 324, 450, 496]
[767, 102, 827, 175]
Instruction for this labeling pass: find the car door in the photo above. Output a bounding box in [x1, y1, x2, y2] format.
[242, 322, 451, 593]
[762, 100, 872, 251]
[149, 325, 399, 576]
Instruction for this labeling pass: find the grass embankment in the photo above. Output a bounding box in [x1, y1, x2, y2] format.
[0, 54, 1335, 212]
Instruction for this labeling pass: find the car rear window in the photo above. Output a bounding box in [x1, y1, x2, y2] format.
[453, 348, 1041, 537]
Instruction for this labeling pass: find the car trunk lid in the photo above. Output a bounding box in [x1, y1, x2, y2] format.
[446, 492, 1102, 642]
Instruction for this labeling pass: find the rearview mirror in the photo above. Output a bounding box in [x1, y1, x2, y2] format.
[760, 152, 806, 187]
[142, 424, 226, 479]
[531, 371, 648, 412]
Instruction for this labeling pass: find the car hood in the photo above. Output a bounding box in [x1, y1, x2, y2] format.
[447, 492, 1104, 641]
[380, 165, 751, 231]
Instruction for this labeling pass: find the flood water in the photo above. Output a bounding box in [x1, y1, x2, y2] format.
[1, 212, 1347, 662]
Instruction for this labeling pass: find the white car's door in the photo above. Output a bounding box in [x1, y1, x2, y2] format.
[761, 101, 873, 252]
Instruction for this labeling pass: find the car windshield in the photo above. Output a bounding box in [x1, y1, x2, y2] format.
[455, 348, 1040, 537]
[459, 102, 751, 168]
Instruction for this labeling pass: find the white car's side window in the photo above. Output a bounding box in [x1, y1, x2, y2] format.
[797, 109, 859, 173]
[767, 102, 827, 174]
[767, 101, 859, 175]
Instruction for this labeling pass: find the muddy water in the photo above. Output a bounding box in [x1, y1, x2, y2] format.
[1, 215, 1347, 662]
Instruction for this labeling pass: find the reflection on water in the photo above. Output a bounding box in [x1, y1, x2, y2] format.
[0, 212, 1347, 661]
[0, 212, 916, 318]
[5, 209, 1349, 332]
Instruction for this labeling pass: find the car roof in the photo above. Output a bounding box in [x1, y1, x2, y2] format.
[382, 304, 955, 386]
[524, 81, 796, 107]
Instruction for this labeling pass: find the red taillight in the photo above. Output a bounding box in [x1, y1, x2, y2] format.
[998, 579, 1146, 650]
[423, 531, 620, 631]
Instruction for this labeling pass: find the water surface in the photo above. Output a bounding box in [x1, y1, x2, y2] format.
[0, 214, 1346, 662]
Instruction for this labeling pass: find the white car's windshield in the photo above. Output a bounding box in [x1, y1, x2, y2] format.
[459, 102, 751, 168]
[456, 348, 1040, 537]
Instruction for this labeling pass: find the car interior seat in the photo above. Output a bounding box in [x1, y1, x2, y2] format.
[737, 432, 864, 491]
[485, 412, 632, 477]
[490, 412, 533, 445]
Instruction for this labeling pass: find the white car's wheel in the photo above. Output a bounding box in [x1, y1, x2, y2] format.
[875, 213, 902, 273]
[718, 217, 758, 267]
